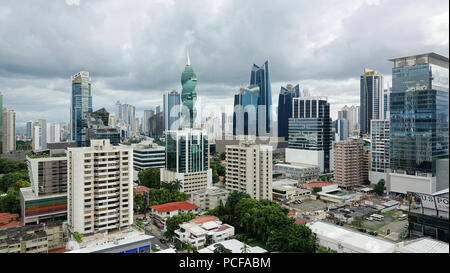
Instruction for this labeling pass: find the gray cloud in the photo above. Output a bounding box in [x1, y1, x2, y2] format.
[0, 0, 448, 126]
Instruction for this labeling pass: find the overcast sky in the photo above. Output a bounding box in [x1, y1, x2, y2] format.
[1, 0, 448, 127]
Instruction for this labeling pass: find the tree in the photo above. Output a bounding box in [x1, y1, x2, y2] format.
[266, 223, 315, 253]
[241, 243, 250, 253]
[138, 168, 161, 189]
[0, 188, 20, 213]
[214, 243, 232, 253]
[0, 169, 29, 193]
[352, 216, 364, 228]
[14, 179, 31, 189]
[219, 152, 226, 161]
[312, 187, 322, 194]
[374, 179, 385, 196]
[134, 193, 145, 214]
[165, 212, 196, 236]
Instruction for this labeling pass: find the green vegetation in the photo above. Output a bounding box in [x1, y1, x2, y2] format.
[133, 193, 146, 214]
[122, 138, 143, 145]
[351, 216, 365, 228]
[205, 191, 315, 253]
[317, 247, 334, 253]
[0, 158, 27, 174]
[138, 168, 161, 189]
[164, 212, 196, 237]
[219, 152, 226, 161]
[153, 138, 165, 146]
[26, 152, 66, 159]
[73, 232, 83, 243]
[148, 180, 187, 206]
[318, 174, 333, 182]
[210, 157, 225, 183]
[0, 159, 30, 213]
[312, 187, 322, 193]
[374, 179, 385, 196]
[214, 243, 232, 253]
[16, 140, 32, 151]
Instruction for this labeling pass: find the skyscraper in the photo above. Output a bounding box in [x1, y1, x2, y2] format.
[285, 92, 333, 173]
[0, 93, 3, 153]
[333, 139, 369, 188]
[233, 85, 259, 136]
[32, 120, 47, 151]
[26, 121, 33, 139]
[389, 53, 449, 175]
[360, 68, 384, 136]
[277, 84, 300, 141]
[369, 119, 390, 183]
[71, 71, 92, 147]
[163, 90, 181, 131]
[333, 119, 349, 141]
[181, 53, 197, 128]
[250, 61, 272, 136]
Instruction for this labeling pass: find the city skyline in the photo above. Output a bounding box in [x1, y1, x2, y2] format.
[0, 0, 448, 127]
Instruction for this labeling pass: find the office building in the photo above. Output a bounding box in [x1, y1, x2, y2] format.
[181, 52, 197, 128]
[163, 90, 181, 131]
[108, 114, 115, 127]
[85, 109, 120, 146]
[333, 119, 349, 141]
[2, 108, 15, 153]
[67, 139, 133, 235]
[127, 142, 165, 171]
[46, 122, 61, 143]
[142, 110, 152, 136]
[71, 71, 92, 147]
[26, 121, 33, 140]
[389, 53, 449, 176]
[360, 68, 384, 136]
[285, 92, 333, 173]
[333, 139, 369, 188]
[149, 111, 163, 138]
[277, 84, 300, 141]
[162, 129, 211, 194]
[369, 119, 390, 183]
[0, 93, 2, 153]
[250, 61, 273, 135]
[233, 85, 259, 136]
[273, 163, 320, 183]
[225, 142, 272, 200]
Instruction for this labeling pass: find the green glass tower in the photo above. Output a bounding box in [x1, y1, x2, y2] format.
[181, 52, 197, 128]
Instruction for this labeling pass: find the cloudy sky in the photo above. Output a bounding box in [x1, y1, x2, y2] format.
[0, 0, 448, 127]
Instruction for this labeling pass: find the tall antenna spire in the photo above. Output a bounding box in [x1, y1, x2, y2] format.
[186, 50, 191, 66]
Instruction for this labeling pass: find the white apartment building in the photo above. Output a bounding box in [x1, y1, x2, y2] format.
[174, 216, 234, 248]
[225, 142, 272, 200]
[2, 108, 16, 153]
[369, 119, 390, 184]
[67, 139, 133, 235]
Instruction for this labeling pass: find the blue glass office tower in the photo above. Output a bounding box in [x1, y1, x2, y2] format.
[360, 68, 383, 137]
[278, 84, 300, 140]
[71, 71, 92, 147]
[389, 53, 449, 175]
[163, 90, 181, 131]
[233, 86, 259, 136]
[250, 61, 272, 135]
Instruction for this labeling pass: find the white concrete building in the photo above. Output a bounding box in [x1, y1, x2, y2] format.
[67, 139, 133, 235]
[149, 201, 200, 230]
[174, 216, 234, 248]
[190, 187, 229, 212]
[198, 239, 267, 253]
[387, 170, 436, 195]
[225, 142, 272, 200]
[2, 108, 16, 153]
[369, 119, 390, 184]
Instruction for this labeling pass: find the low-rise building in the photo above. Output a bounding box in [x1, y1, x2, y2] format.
[174, 216, 234, 248]
[198, 239, 267, 253]
[0, 213, 22, 229]
[0, 221, 65, 253]
[273, 163, 320, 182]
[149, 201, 200, 230]
[190, 187, 229, 212]
[272, 179, 312, 203]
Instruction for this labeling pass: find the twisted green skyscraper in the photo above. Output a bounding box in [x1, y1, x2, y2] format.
[181, 52, 197, 128]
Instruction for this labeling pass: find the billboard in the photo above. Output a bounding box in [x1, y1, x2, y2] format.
[407, 192, 449, 213]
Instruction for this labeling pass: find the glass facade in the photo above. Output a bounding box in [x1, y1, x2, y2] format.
[233, 87, 259, 136]
[288, 97, 332, 173]
[181, 55, 197, 128]
[250, 61, 272, 135]
[360, 69, 383, 136]
[277, 84, 300, 141]
[71, 71, 92, 147]
[165, 130, 208, 173]
[390, 54, 449, 175]
[163, 90, 181, 131]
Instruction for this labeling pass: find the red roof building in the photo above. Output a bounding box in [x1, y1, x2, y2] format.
[149, 201, 199, 213]
[135, 186, 151, 195]
[0, 213, 23, 229]
[295, 218, 311, 225]
[190, 215, 219, 225]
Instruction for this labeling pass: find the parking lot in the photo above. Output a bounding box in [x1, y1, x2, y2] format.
[288, 199, 328, 213]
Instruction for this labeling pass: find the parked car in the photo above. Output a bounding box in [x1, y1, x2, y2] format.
[358, 228, 366, 233]
[160, 238, 166, 244]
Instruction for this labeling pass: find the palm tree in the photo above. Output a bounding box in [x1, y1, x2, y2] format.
[173, 179, 182, 191]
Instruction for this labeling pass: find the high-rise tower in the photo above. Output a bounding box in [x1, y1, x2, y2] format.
[71, 71, 92, 147]
[181, 52, 197, 128]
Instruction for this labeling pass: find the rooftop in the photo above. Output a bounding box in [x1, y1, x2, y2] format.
[198, 239, 267, 253]
[301, 181, 336, 188]
[149, 201, 199, 213]
[396, 237, 449, 253]
[190, 216, 219, 225]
